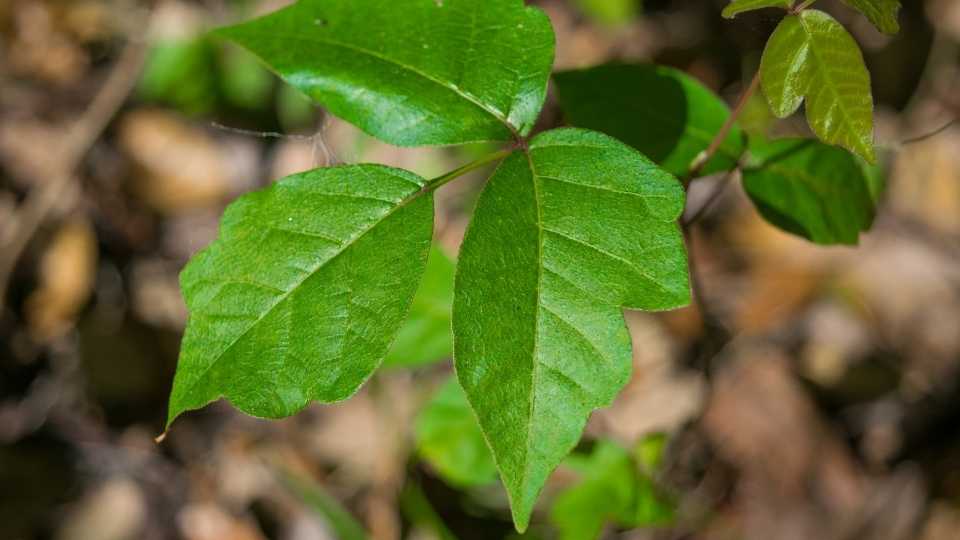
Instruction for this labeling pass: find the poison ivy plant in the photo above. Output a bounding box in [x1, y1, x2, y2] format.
[760, 9, 876, 163]
[384, 246, 455, 368]
[454, 128, 688, 529]
[743, 138, 881, 245]
[554, 64, 745, 177]
[165, 0, 901, 534]
[215, 0, 554, 146]
[415, 377, 497, 487]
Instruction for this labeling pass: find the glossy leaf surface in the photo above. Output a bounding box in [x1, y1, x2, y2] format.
[840, 0, 901, 34]
[216, 0, 555, 147]
[453, 128, 689, 530]
[760, 10, 876, 163]
[743, 138, 882, 245]
[384, 246, 455, 368]
[554, 64, 745, 177]
[415, 377, 497, 487]
[168, 165, 434, 425]
[722, 0, 792, 19]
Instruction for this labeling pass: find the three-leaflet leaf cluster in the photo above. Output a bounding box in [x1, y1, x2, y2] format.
[166, 0, 897, 532]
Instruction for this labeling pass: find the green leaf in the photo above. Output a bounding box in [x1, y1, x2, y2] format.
[384, 246, 455, 368]
[552, 443, 636, 540]
[721, 0, 793, 19]
[554, 64, 745, 178]
[139, 38, 219, 115]
[839, 0, 901, 34]
[415, 377, 497, 487]
[276, 468, 369, 540]
[453, 128, 689, 531]
[399, 482, 458, 540]
[550, 440, 674, 540]
[219, 44, 275, 110]
[167, 165, 434, 426]
[215, 0, 555, 147]
[743, 137, 883, 245]
[572, 0, 640, 26]
[760, 10, 876, 163]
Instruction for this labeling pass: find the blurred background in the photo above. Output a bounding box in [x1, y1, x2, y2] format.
[1, 0, 959, 539]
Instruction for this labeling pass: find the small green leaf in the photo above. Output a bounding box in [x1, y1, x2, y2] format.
[551, 440, 674, 540]
[168, 165, 434, 425]
[722, 0, 793, 19]
[139, 38, 219, 114]
[552, 443, 636, 540]
[219, 44, 275, 110]
[760, 10, 876, 162]
[454, 128, 689, 531]
[384, 246, 455, 368]
[635, 432, 668, 472]
[399, 482, 458, 540]
[415, 377, 497, 487]
[215, 0, 555, 147]
[743, 137, 883, 245]
[554, 64, 745, 177]
[277, 469, 369, 540]
[839, 0, 901, 34]
[572, 0, 640, 26]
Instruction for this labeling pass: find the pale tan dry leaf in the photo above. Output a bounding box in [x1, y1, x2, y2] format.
[118, 109, 229, 214]
[57, 478, 146, 540]
[891, 128, 960, 235]
[177, 503, 266, 540]
[26, 217, 98, 341]
[8, 1, 89, 85]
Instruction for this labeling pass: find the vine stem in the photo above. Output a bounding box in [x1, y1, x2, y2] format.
[423, 147, 515, 192]
[684, 69, 760, 187]
[683, 168, 739, 226]
[791, 0, 818, 14]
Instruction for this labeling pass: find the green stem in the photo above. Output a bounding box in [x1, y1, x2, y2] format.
[424, 148, 514, 192]
[683, 69, 760, 187]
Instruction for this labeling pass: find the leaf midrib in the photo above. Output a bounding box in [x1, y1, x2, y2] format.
[798, 13, 866, 150]
[521, 148, 545, 517]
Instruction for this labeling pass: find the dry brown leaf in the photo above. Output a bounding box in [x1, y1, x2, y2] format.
[177, 504, 266, 540]
[8, 1, 89, 85]
[891, 128, 960, 235]
[57, 478, 146, 540]
[26, 217, 97, 341]
[119, 109, 230, 214]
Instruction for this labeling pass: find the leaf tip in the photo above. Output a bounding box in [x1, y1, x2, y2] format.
[511, 507, 532, 534]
